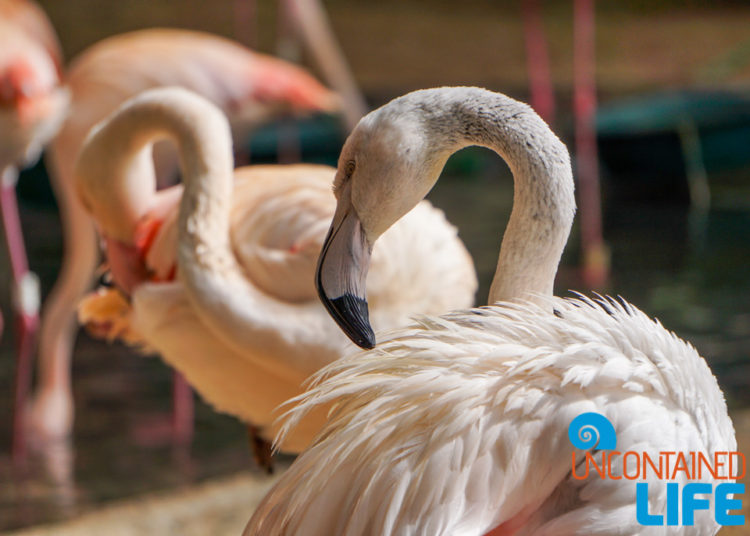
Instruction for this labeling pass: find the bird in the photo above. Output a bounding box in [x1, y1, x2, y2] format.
[0, 0, 69, 460]
[26, 28, 344, 444]
[245, 87, 736, 535]
[74, 87, 476, 458]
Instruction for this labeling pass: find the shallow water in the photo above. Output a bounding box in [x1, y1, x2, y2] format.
[0, 145, 748, 531]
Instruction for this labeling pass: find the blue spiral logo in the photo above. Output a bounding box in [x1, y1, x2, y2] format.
[568, 412, 617, 450]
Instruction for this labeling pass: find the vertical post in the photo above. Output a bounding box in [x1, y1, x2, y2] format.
[574, 0, 609, 287]
[521, 0, 556, 125]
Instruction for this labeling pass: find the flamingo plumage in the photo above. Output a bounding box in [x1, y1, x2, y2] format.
[74, 87, 476, 454]
[245, 87, 736, 535]
[28, 28, 341, 443]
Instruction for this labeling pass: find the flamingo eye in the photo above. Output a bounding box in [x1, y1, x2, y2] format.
[332, 158, 356, 197]
[344, 159, 356, 179]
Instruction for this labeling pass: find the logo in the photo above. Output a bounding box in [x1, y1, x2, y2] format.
[568, 412, 746, 527]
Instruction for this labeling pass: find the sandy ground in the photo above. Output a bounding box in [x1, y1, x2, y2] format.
[2, 468, 286, 536]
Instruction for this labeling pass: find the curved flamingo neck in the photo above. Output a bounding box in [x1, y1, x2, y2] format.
[412, 88, 575, 303]
[78, 88, 339, 382]
[75, 88, 234, 244]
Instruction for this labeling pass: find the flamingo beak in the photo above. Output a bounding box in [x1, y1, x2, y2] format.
[315, 196, 375, 349]
[103, 236, 151, 296]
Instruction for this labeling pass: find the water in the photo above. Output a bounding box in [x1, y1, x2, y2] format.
[0, 147, 748, 531]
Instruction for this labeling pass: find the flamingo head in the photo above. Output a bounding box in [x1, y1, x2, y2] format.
[100, 215, 173, 296]
[232, 57, 340, 128]
[316, 91, 447, 349]
[0, 56, 59, 126]
[0, 43, 68, 166]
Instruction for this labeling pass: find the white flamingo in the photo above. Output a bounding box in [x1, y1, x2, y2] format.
[29, 28, 344, 444]
[245, 87, 736, 535]
[74, 87, 476, 457]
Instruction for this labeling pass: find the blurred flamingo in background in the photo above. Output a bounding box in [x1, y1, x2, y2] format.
[26, 28, 344, 453]
[74, 87, 476, 467]
[0, 0, 69, 462]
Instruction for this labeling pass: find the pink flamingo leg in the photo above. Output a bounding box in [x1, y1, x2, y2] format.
[521, 0, 556, 125]
[31, 146, 96, 444]
[282, 0, 368, 130]
[574, 0, 609, 287]
[275, 1, 303, 164]
[234, 0, 257, 49]
[171, 371, 194, 446]
[1, 166, 41, 465]
[131, 371, 194, 447]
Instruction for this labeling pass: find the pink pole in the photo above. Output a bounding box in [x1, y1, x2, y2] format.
[521, 0, 556, 124]
[573, 0, 609, 287]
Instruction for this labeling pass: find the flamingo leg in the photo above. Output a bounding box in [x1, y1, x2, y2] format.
[521, 0, 556, 125]
[573, 0, 610, 288]
[282, 0, 368, 130]
[275, 3, 303, 164]
[247, 424, 274, 474]
[171, 371, 194, 446]
[234, 0, 258, 49]
[1, 166, 41, 465]
[276, 118, 302, 164]
[30, 149, 97, 444]
[130, 371, 194, 448]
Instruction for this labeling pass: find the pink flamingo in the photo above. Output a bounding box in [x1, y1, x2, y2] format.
[0, 0, 69, 463]
[26, 28, 340, 452]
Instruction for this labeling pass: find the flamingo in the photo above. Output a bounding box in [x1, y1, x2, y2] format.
[0, 0, 68, 461]
[245, 87, 736, 535]
[74, 87, 476, 460]
[27, 28, 344, 445]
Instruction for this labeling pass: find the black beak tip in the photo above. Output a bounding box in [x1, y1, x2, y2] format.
[327, 294, 376, 349]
